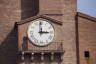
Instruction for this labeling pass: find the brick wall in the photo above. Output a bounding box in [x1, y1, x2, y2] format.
[0, 0, 77, 64]
[62, 0, 77, 64]
[78, 14, 96, 64]
[0, 0, 20, 64]
[0, 0, 40, 63]
[36, 0, 77, 64]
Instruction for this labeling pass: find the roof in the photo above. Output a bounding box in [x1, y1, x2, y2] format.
[16, 15, 63, 25]
[77, 12, 96, 22]
[16, 12, 96, 25]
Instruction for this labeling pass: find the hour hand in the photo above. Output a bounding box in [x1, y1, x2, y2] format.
[39, 31, 49, 34]
[42, 31, 49, 33]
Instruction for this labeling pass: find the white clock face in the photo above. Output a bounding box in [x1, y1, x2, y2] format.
[27, 19, 54, 46]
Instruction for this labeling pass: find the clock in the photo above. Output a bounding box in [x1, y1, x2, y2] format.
[27, 19, 55, 46]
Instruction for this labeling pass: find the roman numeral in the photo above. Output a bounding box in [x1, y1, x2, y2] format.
[48, 35, 53, 40]
[50, 31, 54, 34]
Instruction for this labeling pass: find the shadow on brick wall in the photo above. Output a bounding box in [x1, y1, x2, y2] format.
[0, 26, 18, 64]
[21, 0, 39, 20]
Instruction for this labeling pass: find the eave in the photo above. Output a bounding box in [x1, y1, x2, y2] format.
[16, 15, 63, 25]
[77, 12, 96, 22]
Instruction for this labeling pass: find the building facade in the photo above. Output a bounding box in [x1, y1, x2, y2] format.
[78, 12, 96, 64]
[0, 0, 96, 64]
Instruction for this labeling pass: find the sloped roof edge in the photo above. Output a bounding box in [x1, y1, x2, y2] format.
[77, 12, 96, 22]
[16, 15, 63, 25]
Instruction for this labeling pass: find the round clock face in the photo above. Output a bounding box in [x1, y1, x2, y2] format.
[27, 19, 54, 46]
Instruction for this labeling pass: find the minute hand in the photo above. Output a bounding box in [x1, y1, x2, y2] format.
[39, 22, 42, 32]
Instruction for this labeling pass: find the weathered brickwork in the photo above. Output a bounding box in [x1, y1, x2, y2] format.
[0, 0, 77, 64]
[0, 0, 96, 64]
[37, 0, 77, 64]
[62, 0, 77, 64]
[78, 13, 96, 64]
[0, 0, 21, 64]
[0, 0, 21, 43]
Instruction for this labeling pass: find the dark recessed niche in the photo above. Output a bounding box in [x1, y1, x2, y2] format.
[84, 51, 90, 58]
[21, 0, 39, 20]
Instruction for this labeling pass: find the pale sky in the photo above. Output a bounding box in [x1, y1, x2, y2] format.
[78, 0, 96, 18]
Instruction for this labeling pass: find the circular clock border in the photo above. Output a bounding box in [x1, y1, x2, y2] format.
[27, 19, 55, 47]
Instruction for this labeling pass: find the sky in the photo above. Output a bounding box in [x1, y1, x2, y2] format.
[77, 0, 96, 18]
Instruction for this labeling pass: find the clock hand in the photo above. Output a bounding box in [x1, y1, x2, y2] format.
[41, 31, 49, 33]
[39, 22, 49, 34]
[39, 22, 43, 36]
[39, 22, 41, 32]
[40, 27, 42, 32]
[39, 31, 49, 34]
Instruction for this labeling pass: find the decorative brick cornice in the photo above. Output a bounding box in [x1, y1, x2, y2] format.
[16, 15, 63, 25]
